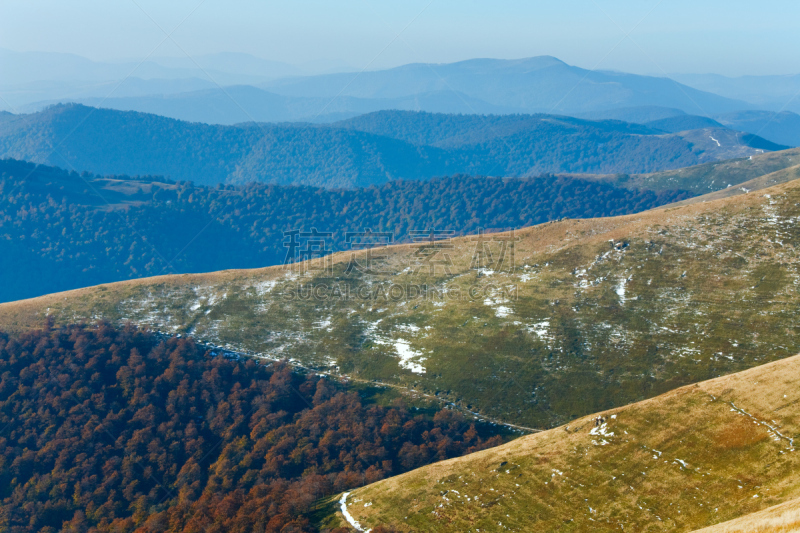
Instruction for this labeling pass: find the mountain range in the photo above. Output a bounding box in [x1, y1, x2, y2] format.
[5, 47, 800, 533]
[261, 57, 751, 115]
[0, 105, 786, 188]
[0, 48, 342, 109]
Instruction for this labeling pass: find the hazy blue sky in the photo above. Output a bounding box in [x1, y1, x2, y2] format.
[2, 0, 799, 76]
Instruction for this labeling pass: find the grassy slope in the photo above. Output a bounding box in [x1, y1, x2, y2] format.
[609, 146, 800, 193]
[666, 164, 800, 208]
[4, 173, 800, 430]
[340, 354, 800, 532]
[692, 497, 800, 533]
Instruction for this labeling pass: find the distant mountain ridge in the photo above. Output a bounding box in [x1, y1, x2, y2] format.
[673, 71, 800, 113]
[6, 55, 768, 127]
[31, 85, 512, 124]
[0, 105, 784, 188]
[263, 56, 754, 115]
[7, 53, 798, 149]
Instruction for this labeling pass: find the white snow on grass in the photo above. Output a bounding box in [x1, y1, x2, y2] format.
[616, 276, 632, 304]
[495, 306, 513, 318]
[252, 279, 279, 296]
[395, 340, 427, 374]
[590, 421, 615, 446]
[313, 318, 332, 330]
[616, 279, 626, 303]
[590, 423, 615, 438]
[729, 401, 796, 451]
[526, 320, 553, 347]
[484, 293, 513, 318]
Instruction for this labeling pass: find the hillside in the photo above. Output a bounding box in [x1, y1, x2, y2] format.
[334, 110, 787, 157]
[578, 106, 800, 149]
[579, 106, 688, 123]
[0, 158, 690, 303]
[604, 146, 800, 194]
[0, 105, 783, 187]
[333, 111, 656, 147]
[645, 115, 727, 133]
[693, 497, 800, 532]
[666, 165, 800, 208]
[5, 170, 800, 433]
[0, 104, 448, 188]
[335, 352, 800, 532]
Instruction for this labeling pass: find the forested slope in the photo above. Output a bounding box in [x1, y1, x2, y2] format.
[0, 322, 503, 533]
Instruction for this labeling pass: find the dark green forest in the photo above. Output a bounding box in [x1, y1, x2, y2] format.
[0, 105, 782, 188]
[0, 158, 691, 302]
[0, 321, 501, 532]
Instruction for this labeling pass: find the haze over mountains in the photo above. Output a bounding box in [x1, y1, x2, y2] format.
[4, 52, 799, 158]
[672, 71, 800, 113]
[261, 57, 750, 114]
[0, 48, 342, 109]
[2, 55, 753, 119]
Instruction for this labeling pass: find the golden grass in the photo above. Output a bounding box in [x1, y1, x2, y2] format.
[692, 497, 800, 533]
[342, 354, 800, 532]
[665, 164, 800, 208]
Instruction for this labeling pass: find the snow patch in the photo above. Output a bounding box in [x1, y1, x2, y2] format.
[395, 340, 427, 374]
[616, 278, 627, 303]
[495, 306, 513, 318]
